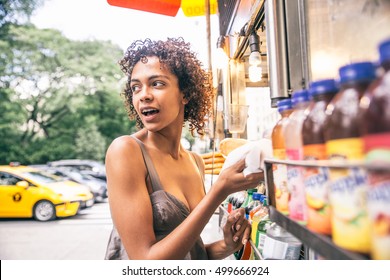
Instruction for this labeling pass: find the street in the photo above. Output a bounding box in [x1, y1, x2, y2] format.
[0, 200, 113, 260]
[0, 200, 222, 260]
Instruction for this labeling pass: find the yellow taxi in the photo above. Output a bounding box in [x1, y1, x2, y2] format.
[0, 164, 94, 221]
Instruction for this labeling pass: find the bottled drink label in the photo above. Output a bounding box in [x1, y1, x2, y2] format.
[255, 219, 271, 253]
[262, 232, 301, 260]
[273, 164, 289, 214]
[285, 147, 307, 224]
[303, 143, 331, 234]
[365, 132, 390, 259]
[326, 137, 370, 253]
[286, 148, 302, 161]
[303, 144, 326, 160]
[286, 165, 307, 224]
[303, 166, 331, 235]
[326, 138, 364, 161]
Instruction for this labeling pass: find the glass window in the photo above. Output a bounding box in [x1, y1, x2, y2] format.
[0, 172, 22, 186]
[306, 0, 390, 80]
[21, 171, 61, 184]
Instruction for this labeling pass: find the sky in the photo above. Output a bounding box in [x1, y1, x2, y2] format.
[30, 0, 220, 65]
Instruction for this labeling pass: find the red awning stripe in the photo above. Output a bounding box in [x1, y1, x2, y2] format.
[107, 0, 181, 17]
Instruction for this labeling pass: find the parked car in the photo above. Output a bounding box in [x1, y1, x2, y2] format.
[0, 164, 94, 221]
[47, 159, 107, 181]
[31, 165, 107, 203]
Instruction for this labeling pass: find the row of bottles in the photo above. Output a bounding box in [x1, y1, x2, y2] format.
[223, 187, 302, 260]
[270, 38, 390, 259]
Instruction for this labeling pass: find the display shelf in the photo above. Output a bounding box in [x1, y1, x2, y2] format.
[264, 158, 390, 171]
[269, 206, 369, 260]
[264, 158, 372, 260]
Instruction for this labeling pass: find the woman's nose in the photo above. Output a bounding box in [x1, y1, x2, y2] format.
[139, 87, 153, 102]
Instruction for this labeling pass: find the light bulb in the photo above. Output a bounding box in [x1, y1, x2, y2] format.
[215, 47, 228, 70]
[249, 65, 262, 82]
[249, 51, 262, 66]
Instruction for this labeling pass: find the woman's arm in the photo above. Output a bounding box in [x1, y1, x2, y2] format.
[192, 152, 252, 260]
[107, 136, 263, 259]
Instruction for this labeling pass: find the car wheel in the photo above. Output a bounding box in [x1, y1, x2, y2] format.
[33, 200, 56, 221]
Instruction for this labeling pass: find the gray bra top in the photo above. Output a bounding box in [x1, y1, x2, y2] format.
[104, 135, 209, 260]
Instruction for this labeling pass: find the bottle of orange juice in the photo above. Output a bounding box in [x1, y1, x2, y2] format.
[271, 98, 293, 215]
[302, 79, 338, 235]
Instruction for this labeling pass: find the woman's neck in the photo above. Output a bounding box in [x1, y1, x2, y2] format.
[141, 128, 184, 159]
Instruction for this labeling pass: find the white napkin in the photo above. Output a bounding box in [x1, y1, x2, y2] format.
[221, 139, 272, 176]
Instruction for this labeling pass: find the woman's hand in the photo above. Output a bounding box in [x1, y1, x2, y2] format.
[222, 208, 251, 254]
[214, 159, 264, 198]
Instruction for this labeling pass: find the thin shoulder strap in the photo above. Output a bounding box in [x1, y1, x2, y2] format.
[190, 152, 206, 193]
[130, 135, 163, 192]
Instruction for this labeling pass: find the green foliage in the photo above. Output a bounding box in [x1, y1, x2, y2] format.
[0, 0, 44, 27]
[0, 23, 135, 165]
[75, 123, 106, 162]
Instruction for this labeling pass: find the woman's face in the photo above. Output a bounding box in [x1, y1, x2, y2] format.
[130, 56, 187, 133]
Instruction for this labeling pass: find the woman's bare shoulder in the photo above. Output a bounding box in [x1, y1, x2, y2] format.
[108, 135, 136, 150]
[106, 135, 144, 171]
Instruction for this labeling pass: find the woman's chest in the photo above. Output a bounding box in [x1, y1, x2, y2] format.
[152, 155, 204, 211]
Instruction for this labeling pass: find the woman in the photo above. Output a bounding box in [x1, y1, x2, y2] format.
[105, 37, 264, 260]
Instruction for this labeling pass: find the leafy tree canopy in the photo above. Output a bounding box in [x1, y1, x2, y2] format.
[0, 23, 135, 164]
[1, 0, 44, 27]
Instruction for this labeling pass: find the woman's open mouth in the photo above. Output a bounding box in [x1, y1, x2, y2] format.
[141, 108, 160, 121]
[142, 108, 159, 116]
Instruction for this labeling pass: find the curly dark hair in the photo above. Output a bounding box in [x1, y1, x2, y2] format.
[119, 37, 214, 135]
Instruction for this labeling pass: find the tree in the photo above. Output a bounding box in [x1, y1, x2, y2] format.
[0, 23, 135, 164]
[75, 122, 106, 161]
[0, 0, 44, 27]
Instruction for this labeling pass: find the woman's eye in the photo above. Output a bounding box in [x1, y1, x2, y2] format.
[153, 81, 165, 88]
[131, 84, 141, 93]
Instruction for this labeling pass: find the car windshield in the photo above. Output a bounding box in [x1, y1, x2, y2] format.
[22, 171, 63, 184]
[68, 171, 84, 181]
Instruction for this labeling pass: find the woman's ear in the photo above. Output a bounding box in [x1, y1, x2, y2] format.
[182, 96, 189, 105]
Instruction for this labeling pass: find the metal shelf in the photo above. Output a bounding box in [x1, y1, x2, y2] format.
[269, 206, 369, 260]
[264, 158, 390, 170]
[264, 158, 372, 260]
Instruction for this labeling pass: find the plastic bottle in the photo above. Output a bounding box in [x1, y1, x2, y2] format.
[360, 38, 390, 260]
[324, 61, 377, 253]
[302, 79, 339, 235]
[262, 222, 302, 260]
[271, 98, 293, 215]
[284, 89, 310, 224]
[240, 188, 256, 216]
[234, 188, 257, 260]
[250, 194, 266, 242]
[256, 216, 272, 258]
[247, 192, 262, 221]
[252, 196, 271, 256]
[248, 194, 265, 260]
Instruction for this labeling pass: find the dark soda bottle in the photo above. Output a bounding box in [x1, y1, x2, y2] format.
[302, 79, 338, 235]
[360, 38, 390, 260]
[324, 61, 377, 253]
